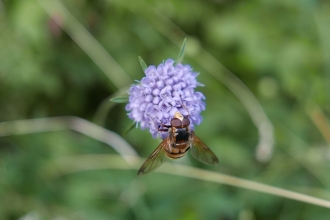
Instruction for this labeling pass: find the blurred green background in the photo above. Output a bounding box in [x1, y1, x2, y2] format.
[1, 0, 330, 219]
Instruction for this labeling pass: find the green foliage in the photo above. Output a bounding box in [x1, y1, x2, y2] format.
[177, 38, 187, 64]
[1, 0, 330, 219]
[122, 121, 137, 137]
[138, 56, 148, 72]
[110, 96, 129, 103]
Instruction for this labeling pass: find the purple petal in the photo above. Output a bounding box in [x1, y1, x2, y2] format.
[194, 92, 206, 100]
[141, 77, 155, 88]
[156, 80, 164, 89]
[152, 88, 160, 96]
[144, 87, 151, 94]
[158, 100, 171, 112]
[139, 102, 147, 111]
[165, 59, 174, 66]
[145, 66, 158, 78]
[169, 107, 179, 117]
[165, 78, 174, 85]
[153, 96, 160, 104]
[145, 94, 153, 102]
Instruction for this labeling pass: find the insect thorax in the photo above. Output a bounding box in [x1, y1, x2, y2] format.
[175, 127, 189, 143]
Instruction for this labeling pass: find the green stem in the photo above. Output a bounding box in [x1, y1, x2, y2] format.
[43, 154, 330, 209]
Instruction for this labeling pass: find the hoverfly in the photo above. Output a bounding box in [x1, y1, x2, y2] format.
[137, 111, 219, 175]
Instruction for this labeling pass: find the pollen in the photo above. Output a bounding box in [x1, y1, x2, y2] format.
[174, 111, 184, 121]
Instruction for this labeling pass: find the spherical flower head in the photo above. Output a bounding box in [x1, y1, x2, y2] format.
[125, 59, 206, 139]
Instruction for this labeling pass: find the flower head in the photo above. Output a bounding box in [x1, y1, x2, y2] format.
[125, 59, 205, 138]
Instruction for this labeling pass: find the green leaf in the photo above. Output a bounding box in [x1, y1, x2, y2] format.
[122, 121, 137, 137]
[109, 96, 129, 103]
[177, 38, 187, 64]
[138, 56, 148, 72]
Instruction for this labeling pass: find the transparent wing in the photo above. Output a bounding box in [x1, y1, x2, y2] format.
[190, 132, 219, 165]
[137, 139, 168, 176]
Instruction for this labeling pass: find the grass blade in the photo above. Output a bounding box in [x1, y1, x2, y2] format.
[122, 121, 137, 137]
[36, 0, 133, 88]
[110, 96, 129, 103]
[44, 154, 330, 210]
[138, 56, 148, 72]
[176, 38, 187, 64]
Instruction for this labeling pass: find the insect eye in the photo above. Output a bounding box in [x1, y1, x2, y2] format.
[171, 118, 182, 127]
[182, 117, 190, 126]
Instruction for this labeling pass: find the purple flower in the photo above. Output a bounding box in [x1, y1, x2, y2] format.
[126, 59, 206, 138]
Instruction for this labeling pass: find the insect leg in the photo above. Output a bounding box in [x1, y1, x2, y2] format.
[180, 97, 190, 117]
[146, 113, 170, 134]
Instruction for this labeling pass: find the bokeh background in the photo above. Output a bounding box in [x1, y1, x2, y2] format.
[1, 0, 330, 219]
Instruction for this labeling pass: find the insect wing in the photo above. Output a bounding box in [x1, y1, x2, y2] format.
[137, 139, 168, 176]
[190, 132, 219, 165]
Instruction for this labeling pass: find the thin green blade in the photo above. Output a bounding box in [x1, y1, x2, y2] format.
[122, 121, 137, 137]
[177, 38, 187, 64]
[110, 96, 129, 103]
[138, 56, 148, 72]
